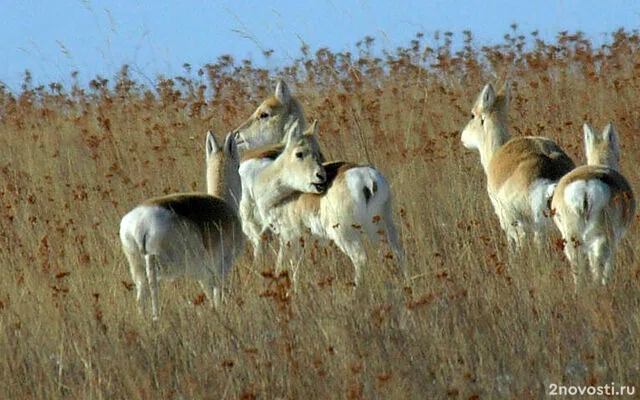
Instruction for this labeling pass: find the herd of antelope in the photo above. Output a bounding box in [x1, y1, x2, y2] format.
[119, 79, 635, 319]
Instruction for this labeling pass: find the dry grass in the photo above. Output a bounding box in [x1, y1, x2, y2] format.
[1, 29, 640, 398]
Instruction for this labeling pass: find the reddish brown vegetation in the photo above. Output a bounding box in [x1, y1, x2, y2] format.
[1, 28, 640, 398]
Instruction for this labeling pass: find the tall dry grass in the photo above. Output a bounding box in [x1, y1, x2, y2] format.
[1, 28, 640, 398]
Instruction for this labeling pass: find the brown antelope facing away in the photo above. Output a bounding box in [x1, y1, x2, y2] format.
[234, 79, 325, 258]
[253, 120, 405, 288]
[461, 82, 575, 249]
[551, 123, 635, 288]
[119, 132, 243, 320]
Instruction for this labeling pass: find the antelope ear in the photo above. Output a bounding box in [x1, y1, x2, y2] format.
[206, 131, 221, 159]
[284, 120, 301, 148]
[498, 81, 511, 108]
[583, 122, 597, 154]
[602, 122, 619, 154]
[306, 119, 319, 137]
[275, 79, 291, 106]
[477, 83, 496, 112]
[223, 132, 239, 161]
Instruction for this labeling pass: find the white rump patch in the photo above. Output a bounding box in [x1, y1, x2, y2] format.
[344, 167, 389, 207]
[529, 179, 556, 225]
[564, 179, 611, 219]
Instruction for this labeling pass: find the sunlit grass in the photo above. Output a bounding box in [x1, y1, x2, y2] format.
[1, 28, 640, 398]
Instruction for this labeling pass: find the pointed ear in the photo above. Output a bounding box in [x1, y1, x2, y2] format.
[275, 79, 291, 106]
[603, 122, 620, 153]
[223, 132, 239, 160]
[583, 122, 597, 153]
[499, 81, 510, 108]
[284, 120, 301, 147]
[477, 83, 496, 112]
[206, 131, 221, 159]
[306, 119, 319, 137]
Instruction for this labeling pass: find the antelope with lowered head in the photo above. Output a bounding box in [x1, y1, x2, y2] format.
[551, 123, 635, 288]
[461, 82, 575, 249]
[119, 132, 243, 320]
[253, 120, 405, 288]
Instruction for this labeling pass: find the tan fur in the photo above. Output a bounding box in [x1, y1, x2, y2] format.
[472, 88, 509, 144]
[461, 82, 575, 248]
[237, 108, 323, 261]
[554, 166, 635, 228]
[263, 95, 286, 110]
[235, 83, 402, 279]
[233, 80, 309, 150]
[207, 147, 228, 199]
[241, 143, 284, 163]
[488, 137, 575, 193]
[551, 123, 635, 288]
[584, 122, 620, 169]
[143, 194, 241, 252]
[284, 162, 360, 212]
[119, 132, 243, 319]
[254, 121, 326, 210]
[253, 122, 404, 287]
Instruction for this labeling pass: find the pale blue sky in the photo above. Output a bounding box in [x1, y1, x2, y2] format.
[2, 0, 638, 91]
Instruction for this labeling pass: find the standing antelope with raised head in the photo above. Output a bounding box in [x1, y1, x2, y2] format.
[551, 123, 635, 288]
[233, 80, 325, 258]
[234, 79, 308, 150]
[461, 82, 575, 248]
[119, 132, 243, 320]
[253, 120, 405, 288]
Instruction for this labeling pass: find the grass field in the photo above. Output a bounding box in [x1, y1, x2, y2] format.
[1, 29, 640, 398]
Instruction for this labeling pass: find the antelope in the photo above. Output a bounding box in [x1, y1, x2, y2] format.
[234, 79, 325, 258]
[238, 134, 324, 259]
[233, 79, 308, 150]
[119, 132, 243, 320]
[551, 123, 635, 288]
[461, 82, 575, 249]
[253, 120, 405, 288]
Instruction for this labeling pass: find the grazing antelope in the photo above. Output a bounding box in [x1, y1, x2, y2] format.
[551, 123, 635, 287]
[234, 79, 325, 258]
[253, 120, 405, 287]
[461, 82, 575, 249]
[119, 132, 243, 320]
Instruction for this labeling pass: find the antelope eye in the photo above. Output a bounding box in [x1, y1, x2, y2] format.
[470, 113, 475, 120]
[259, 112, 269, 119]
[295, 152, 304, 159]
